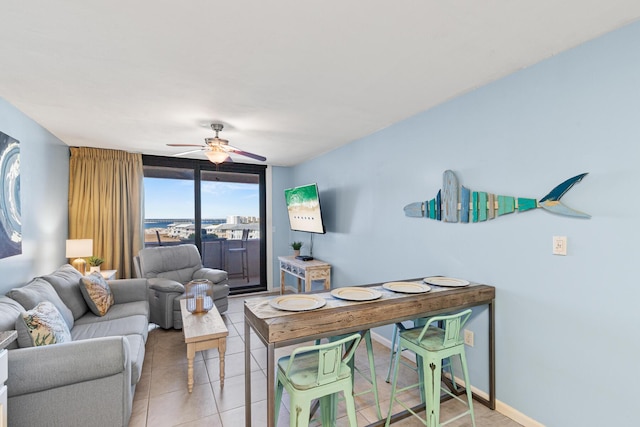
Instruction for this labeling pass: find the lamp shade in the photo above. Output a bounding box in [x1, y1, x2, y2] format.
[205, 148, 230, 164]
[65, 239, 93, 258]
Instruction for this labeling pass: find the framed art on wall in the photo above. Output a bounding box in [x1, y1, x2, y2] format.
[0, 131, 21, 259]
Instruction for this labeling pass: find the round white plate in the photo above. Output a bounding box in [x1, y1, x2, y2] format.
[423, 276, 470, 287]
[382, 281, 431, 294]
[269, 294, 326, 311]
[331, 287, 382, 301]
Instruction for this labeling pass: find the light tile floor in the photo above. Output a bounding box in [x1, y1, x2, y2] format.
[130, 296, 522, 426]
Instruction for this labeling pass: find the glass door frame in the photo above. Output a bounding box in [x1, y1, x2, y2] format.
[142, 154, 267, 294]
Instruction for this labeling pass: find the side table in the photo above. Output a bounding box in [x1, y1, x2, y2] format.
[278, 256, 331, 294]
[100, 270, 117, 280]
[86, 270, 117, 280]
[0, 330, 17, 427]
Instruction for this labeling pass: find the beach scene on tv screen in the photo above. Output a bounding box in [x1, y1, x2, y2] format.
[285, 184, 324, 233]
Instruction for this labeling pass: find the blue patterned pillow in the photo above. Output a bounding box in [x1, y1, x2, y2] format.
[16, 301, 72, 347]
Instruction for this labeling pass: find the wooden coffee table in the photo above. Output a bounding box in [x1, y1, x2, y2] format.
[180, 299, 228, 391]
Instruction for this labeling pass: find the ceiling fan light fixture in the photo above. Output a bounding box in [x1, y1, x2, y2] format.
[167, 122, 265, 163]
[205, 148, 230, 164]
[205, 137, 229, 146]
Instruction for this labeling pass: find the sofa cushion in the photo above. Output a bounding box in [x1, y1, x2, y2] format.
[0, 297, 23, 349]
[40, 264, 88, 320]
[73, 301, 149, 326]
[8, 278, 74, 329]
[71, 315, 149, 342]
[16, 301, 72, 347]
[80, 273, 114, 316]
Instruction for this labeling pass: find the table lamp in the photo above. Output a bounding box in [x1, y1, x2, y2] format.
[66, 239, 93, 274]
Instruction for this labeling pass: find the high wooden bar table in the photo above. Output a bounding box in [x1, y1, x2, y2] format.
[243, 279, 495, 427]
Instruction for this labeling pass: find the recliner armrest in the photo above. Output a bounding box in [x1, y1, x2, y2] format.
[193, 268, 228, 285]
[148, 277, 185, 294]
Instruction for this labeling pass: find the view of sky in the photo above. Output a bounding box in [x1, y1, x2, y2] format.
[144, 178, 259, 219]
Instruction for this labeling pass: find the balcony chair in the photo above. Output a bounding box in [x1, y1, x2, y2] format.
[134, 244, 230, 329]
[226, 228, 249, 282]
[275, 333, 362, 427]
[385, 309, 475, 427]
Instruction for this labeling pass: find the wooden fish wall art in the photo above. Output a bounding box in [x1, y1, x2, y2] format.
[404, 170, 591, 222]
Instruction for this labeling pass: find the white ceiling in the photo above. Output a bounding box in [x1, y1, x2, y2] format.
[1, 1, 639, 166]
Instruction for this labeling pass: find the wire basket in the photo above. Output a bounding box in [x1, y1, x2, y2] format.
[185, 279, 214, 314]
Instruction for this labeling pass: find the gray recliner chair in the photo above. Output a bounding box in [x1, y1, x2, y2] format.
[134, 244, 230, 329]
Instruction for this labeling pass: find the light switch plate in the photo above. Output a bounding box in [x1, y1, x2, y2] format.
[464, 329, 474, 347]
[553, 236, 567, 256]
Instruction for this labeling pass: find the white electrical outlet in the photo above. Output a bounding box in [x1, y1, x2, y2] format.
[464, 329, 474, 347]
[553, 236, 567, 256]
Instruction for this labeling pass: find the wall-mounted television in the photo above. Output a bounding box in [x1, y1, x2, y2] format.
[284, 183, 326, 234]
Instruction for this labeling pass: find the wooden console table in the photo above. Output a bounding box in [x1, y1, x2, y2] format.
[278, 256, 331, 294]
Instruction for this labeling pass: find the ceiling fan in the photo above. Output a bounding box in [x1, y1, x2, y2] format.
[167, 123, 267, 164]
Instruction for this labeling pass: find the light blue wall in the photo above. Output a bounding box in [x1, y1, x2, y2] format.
[271, 21, 640, 425]
[271, 166, 293, 264]
[0, 99, 70, 292]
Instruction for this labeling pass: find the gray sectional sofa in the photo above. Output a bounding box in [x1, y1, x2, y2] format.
[0, 264, 149, 427]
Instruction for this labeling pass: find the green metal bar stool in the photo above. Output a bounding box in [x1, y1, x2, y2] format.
[385, 309, 476, 427]
[385, 319, 427, 382]
[275, 333, 362, 427]
[386, 319, 460, 402]
[316, 330, 382, 420]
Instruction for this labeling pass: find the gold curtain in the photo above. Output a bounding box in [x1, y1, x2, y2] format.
[68, 147, 144, 279]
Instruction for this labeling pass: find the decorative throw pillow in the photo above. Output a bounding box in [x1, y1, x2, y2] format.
[16, 301, 72, 347]
[79, 272, 114, 316]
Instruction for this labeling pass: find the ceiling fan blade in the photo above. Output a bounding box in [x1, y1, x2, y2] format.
[167, 144, 205, 147]
[225, 146, 267, 162]
[173, 148, 206, 156]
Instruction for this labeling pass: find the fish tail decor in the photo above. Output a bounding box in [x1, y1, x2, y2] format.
[404, 170, 590, 222]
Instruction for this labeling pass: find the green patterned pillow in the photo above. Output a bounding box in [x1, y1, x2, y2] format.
[16, 301, 72, 347]
[79, 272, 114, 316]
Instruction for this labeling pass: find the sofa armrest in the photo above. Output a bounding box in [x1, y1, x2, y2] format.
[193, 268, 228, 285]
[108, 278, 148, 304]
[8, 336, 130, 397]
[148, 277, 185, 293]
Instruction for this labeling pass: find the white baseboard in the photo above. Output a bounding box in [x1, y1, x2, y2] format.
[369, 331, 545, 427]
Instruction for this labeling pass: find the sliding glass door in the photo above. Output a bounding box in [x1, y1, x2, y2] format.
[142, 155, 267, 294]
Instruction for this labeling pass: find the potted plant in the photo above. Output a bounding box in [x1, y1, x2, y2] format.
[88, 256, 105, 273]
[290, 241, 303, 257]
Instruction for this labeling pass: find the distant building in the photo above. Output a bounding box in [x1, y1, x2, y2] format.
[213, 222, 260, 240]
[167, 223, 194, 239]
[164, 217, 260, 240]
